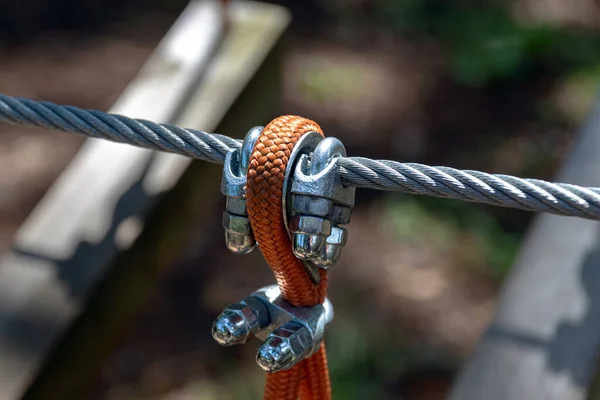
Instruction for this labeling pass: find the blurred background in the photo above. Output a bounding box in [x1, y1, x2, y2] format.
[0, 0, 600, 399]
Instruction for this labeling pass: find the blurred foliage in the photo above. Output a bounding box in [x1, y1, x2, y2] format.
[0, 0, 189, 44]
[553, 63, 600, 123]
[383, 195, 520, 280]
[299, 61, 369, 102]
[327, 316, 388, 398]
[372, 0, 600, 87]
[326, 313, 456, 399]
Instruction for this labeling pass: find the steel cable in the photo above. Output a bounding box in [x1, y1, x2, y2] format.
[2, 93, 600, 219]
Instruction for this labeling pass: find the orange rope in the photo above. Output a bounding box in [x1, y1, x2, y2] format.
[299, 345, 330, 399]
[246, 116, 331, 400]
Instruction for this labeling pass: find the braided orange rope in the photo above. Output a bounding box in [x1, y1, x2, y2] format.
[246, 116, 331, 400]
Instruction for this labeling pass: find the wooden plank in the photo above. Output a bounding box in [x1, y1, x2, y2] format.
[448, 94, 600, 400]
[16, 2, 290, 399]
[0, 1, 228, 399]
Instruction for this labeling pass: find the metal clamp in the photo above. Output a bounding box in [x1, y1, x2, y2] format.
[286, 134, 356, 268]
[220, 127, 262, 254]
[212, 285, 334, 372]
[222, 128, 354, 270]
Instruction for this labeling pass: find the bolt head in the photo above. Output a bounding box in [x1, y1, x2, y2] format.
[223, 212, 255, 254]
[289, 216, 331, 260]
[315, 245, 342, 268]
[256, 336, 294, 372]
[212, 310, 251, 346]
[255, 322, 313, 372]
[288, 215, 331, 236]
[226, 197, 248, 216]
[292, 195, 332, 217]
[212, 303, 260, 346]
[222, 212, 253, 235]
[326, 226, 348, 246]
[315, 226, 347, 268]
[225, 231, 256, 255]
[293, 233, 325, 260]
[330, 205, 352, 224]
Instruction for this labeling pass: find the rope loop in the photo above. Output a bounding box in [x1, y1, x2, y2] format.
[246, 116, 331, 400]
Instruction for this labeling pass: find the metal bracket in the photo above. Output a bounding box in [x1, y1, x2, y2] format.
[281, 131, 325, 282]
[212, 284, 333, 372]
[220, 126, 262, 254]
[286, 136, 356, 268]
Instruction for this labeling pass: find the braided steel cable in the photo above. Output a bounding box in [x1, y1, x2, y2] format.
[1, 93, 600, 219]
[0, 94, 241, 164]
[337, 158, 600, 218]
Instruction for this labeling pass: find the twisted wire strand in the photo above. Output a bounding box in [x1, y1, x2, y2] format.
[336, 158, 600, 218]
[1, 93, 600, 219]
[0, 94, 241, 164]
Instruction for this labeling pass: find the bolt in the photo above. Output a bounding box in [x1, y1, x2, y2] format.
[212, 310, 253, 346]
[315, 226, 348, 268]
[212, 300, 268, 346]
[288, 215, 331, 260]
[292, 195, 332, 217]
[226, 197, 248, 216]
[222, 212, 255, 254]
[225, 231, 256, 255]
[255, 322, 313, 372]
[293, 234, 324, 260]
[330, 204, 352, 225]
[256, 336, 294, 372]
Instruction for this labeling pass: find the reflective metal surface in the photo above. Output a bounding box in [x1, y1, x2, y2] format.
[222, 212, 255, 254]
[310, 137, 347, 175]
[211, 285, 334, 371]
[286, 136, 355, 268]
[281, 131, 324, 282]
[281, 131, 323, 236]
[220, 127, 262, 254]
[256, 334, 294, 372]
[316, 226, 348, 268]
[239, 126, 262, 175]
[211, 297, 269, 346]
[256, 322, 312, 372]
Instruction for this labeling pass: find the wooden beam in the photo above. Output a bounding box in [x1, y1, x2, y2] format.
[448, 93, 600, 400]
[0, 1, 290, 399]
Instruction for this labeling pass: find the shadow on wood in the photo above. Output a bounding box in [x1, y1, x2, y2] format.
[10, 155, 159, 300]
[483, 234, 600, 386]
[449, 93, 600, 400]
[19, 3, 289, 399]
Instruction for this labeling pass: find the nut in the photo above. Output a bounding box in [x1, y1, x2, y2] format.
[212, 299, 269, 346]
[288, 216, 331, 260]
[222, 212, 255, 254]
[315, 226, 348, 268]
[222, 212, 252, 235]
[226, 197, 248, 216]
[326, 226, 348, 246]
[256, 322, 313, 372]
[225, 231, 255, 255]
[330, 205, 352, 225]
[212, 305, 256, 346]
[288, 215, 331, 236]
[241, 296, 270, 327]
[256, 336, 294, 372]
[292, 195, 332, 217]
[293, 233, 325, 260]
